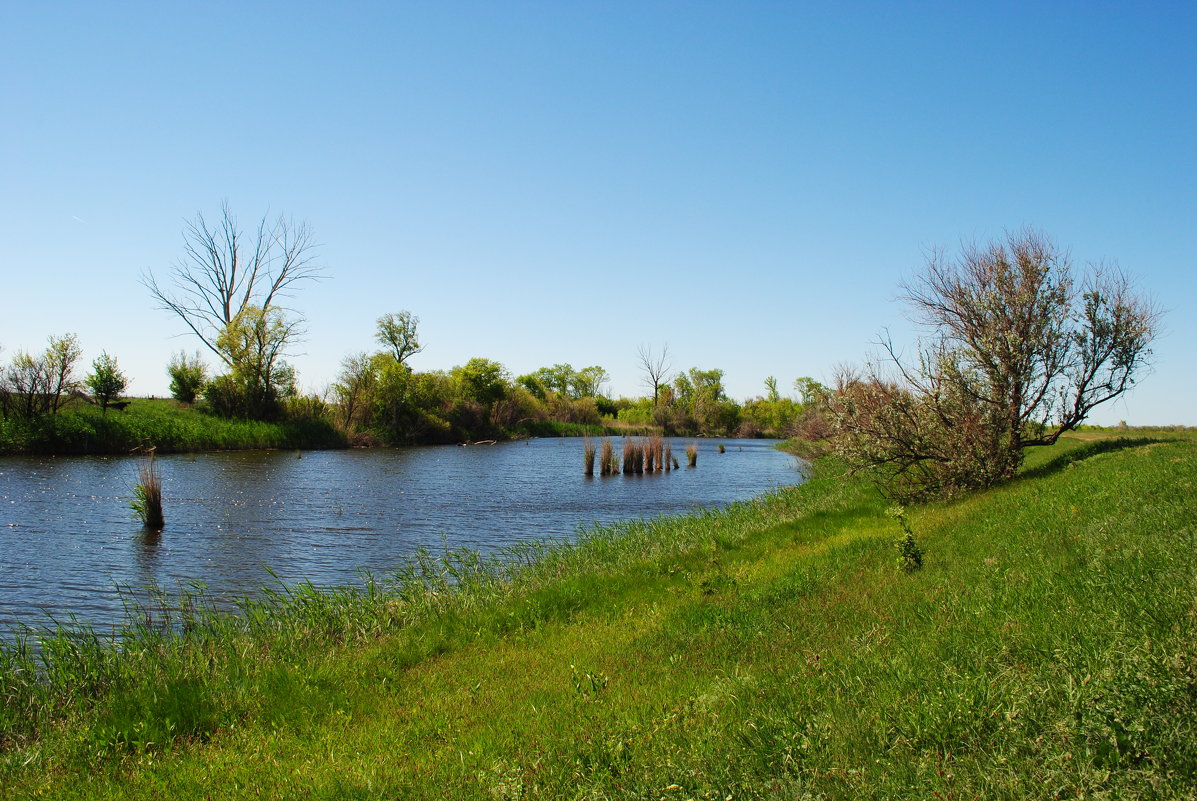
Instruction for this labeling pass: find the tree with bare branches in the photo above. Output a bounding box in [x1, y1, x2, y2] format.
[143, 203, 322, 368]
[144, 204, 321, 418]
[638, 344, 672, 406]
[830, 229, 1159, 501]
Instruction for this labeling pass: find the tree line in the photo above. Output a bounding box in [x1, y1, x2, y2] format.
[3, 208, 1159, 499]
[1, 206, 818, 443]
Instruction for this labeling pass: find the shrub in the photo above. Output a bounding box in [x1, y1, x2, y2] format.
[85, 352, 127, 412]
[830, 230, 1158, 501]
[167, 352, 208, 404]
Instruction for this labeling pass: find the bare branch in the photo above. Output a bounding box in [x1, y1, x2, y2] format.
[638, 343, 673, 406]
[143, 204, 324, 366]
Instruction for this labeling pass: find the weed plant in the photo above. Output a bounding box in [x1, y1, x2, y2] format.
[886, 505, 922, 572]
[686, 441, 699, 467]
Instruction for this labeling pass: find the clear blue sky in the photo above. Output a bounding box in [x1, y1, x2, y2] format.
[3, 1, 1194, 424]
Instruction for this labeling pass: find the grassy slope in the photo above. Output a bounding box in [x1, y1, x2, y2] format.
[2, 433, 1194, 799]
[0, 398, 345, 454]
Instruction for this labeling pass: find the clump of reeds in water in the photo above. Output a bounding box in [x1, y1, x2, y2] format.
[599, 438, 617, 476]
[583, 437, 596, 477]
[686, 442, 699, 468]
[650, 435, 664, 472]
[663, 440, 674, 472]
[622, 437, 645, 475]
[717, 443, 726, 454]
[644, 437, 656, 472]
[131, 454, 164, 529]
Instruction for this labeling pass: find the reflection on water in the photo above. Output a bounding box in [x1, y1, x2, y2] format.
[0, 438, 801, 631]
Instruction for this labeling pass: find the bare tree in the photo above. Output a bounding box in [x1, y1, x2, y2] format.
[143, 202, 322, 367]
[830, 229, 1159, 500]
[638, 343, 673, 406]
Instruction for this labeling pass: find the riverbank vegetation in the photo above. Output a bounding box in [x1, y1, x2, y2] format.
[0, 328, 819, 454]
[0, 397, 344, 455]
[0, 431, 1193, 797]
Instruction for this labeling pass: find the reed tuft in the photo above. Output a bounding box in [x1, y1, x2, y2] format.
[583, 438, 596, 476]
[686, 442, 698, 468]
[130, 454, 164, 529]
[646, 433, 665, 471]
[599, 438, 616, 475]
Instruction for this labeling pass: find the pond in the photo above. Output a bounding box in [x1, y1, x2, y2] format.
[0, 437, 802, 632]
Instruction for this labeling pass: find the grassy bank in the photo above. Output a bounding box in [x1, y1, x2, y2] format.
[1, 432, 1194, 798]
[0, 398, 346, 455]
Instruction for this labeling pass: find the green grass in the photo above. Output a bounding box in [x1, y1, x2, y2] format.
[1, 432, 1194, 798]
[0, 398, 346, 455]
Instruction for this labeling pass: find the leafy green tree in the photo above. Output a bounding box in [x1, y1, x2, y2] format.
[0, 334, 82, 418]
[167, 351, 208, 404]
[453, 358, 509, 406]
[332, 352, 379, 429]
[572, 366, 609, 399]
[209, 306, 299, 419]
[375, 311, 423, 365]
[45, 333, 83, 414]
[793, 377, 827, 405]
[518, 363, 609, 401]
[764, 376, 780, 403]
[85, 352, 128, 412]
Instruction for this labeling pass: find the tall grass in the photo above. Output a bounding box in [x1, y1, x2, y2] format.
[599, 438, 616, 476]
[621, 437, 640, 475]
[129, 455, 164, 529]
[686, 441, 698, 467]
[663, 440, 673, 471]
[648, 435, 664, 472]
[582, 438, 596, 476]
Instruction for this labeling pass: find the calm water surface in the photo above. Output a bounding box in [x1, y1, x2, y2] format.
[0, 438, 801, 631]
